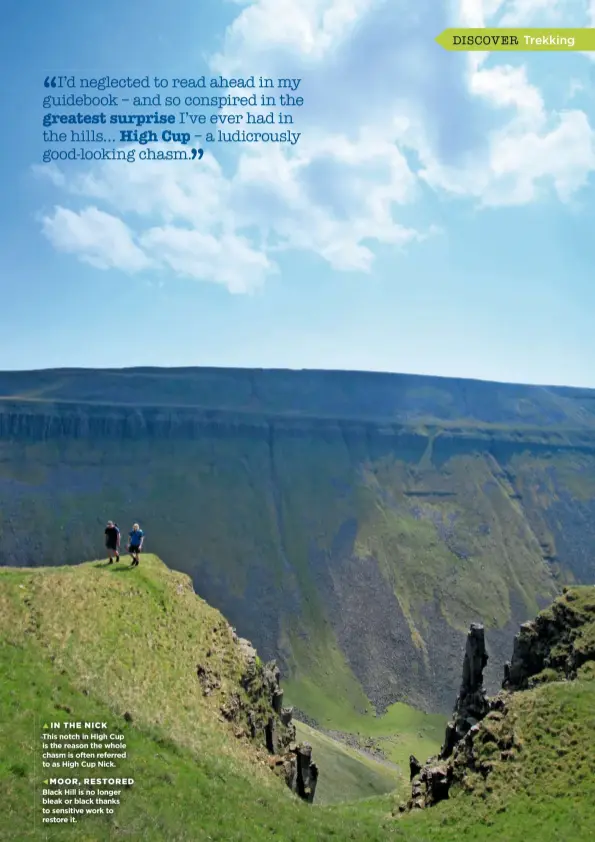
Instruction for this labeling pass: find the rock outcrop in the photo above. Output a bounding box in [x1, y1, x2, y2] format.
[408, 763, 453, 809]
[400, 623, 523, 812]
[400, 622, 491, 811]
[400, 587, 595, 814]
[269, 742, 319, 803]
[503, 586, 595, 691]
[409, 754, 422, 781]
[199, 630, 318, 803]
[440, 623, 490, 759]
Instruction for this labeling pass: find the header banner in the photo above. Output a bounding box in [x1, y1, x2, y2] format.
[435, 28, 595, 51]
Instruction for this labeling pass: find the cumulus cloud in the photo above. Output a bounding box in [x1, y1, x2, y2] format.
[210, 0, 379, 69]
[39, 158, 276, 293]
[41, 206, 150, 272]
[37, 0, 595, 290]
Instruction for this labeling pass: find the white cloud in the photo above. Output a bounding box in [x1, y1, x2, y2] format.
[41, 206, 150, 272]
[457, 0, 504, 27]
[139, 226, 274, 294]
[418, 88, 595, 206]
[414, 0, 595, 204]
[211, 0, 379, 72]
[458, 0, 577, 26]
[209, 0, 595, 215]
[488, 110, 595, 203]
[38, 131, 424, 284]
[37, 0, 595, 290]
[468, 64, 545, 124]
[40, 190, 276, 293]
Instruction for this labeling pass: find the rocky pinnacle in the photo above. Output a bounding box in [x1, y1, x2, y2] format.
[440, 623, 489, 760]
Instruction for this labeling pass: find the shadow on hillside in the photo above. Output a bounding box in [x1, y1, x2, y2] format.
[93, 561, 136, 573]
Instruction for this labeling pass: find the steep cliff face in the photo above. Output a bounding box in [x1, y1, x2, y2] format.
[216, 635, 319, 802]
[1, 368, 595, 723]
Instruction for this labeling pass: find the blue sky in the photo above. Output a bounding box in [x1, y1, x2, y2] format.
[1, 0, 595, 386]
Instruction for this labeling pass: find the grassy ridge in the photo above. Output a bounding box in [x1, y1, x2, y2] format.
[1, 365, 595, 430]
[0, 560, 594, 841]
[2, 641, 400, 841]
[0, 556, 398, 841]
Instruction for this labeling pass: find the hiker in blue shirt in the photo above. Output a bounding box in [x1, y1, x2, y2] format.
[128, 523, 144, 567]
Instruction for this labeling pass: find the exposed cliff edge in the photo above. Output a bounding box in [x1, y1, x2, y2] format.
[401, 585, 595, 812]
[212, 633, 318, 802]
[502, 586, 595, 691]
[1, 400, 595, 451]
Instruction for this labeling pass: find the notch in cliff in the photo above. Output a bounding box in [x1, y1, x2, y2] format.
[401, 585, 595, 813]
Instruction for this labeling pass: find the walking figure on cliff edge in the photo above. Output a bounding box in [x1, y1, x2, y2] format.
[105, 520, 121, 564]
[128, 523, 144, 567]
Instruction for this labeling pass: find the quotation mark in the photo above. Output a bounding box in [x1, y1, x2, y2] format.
[191, 148, 204, 161]
[44, 76, 57, 88]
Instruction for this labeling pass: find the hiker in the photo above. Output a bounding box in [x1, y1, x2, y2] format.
[128, 523, 144, 567]
[105, 520, 121, 564]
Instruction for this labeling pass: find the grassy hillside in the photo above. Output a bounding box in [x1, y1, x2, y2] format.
[398, 673, 595, 841]
[1, 559, 593, 841]
[399, 585, 595, 841]
[293, 721, 402, 805]
[0, 554, 429, 840]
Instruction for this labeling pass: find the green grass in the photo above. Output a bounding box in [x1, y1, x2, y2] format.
[355, 453, 556, 636]
[293, 722, 402, 805]
[0, 556, 268, 772]
[281, 619, 373, 725]
[0, 560, 594, 840]
[0, 556, 399, 840]
[347, 703, 445, 770]
[394, 585, 595, 842]
[0, 641, 400, 841]
[284, 678, 444, 772]
[397, 674, 595, 842]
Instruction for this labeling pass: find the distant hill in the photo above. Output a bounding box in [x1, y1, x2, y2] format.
[0, 367, 594, 724]
[1, 366, 595, 428]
